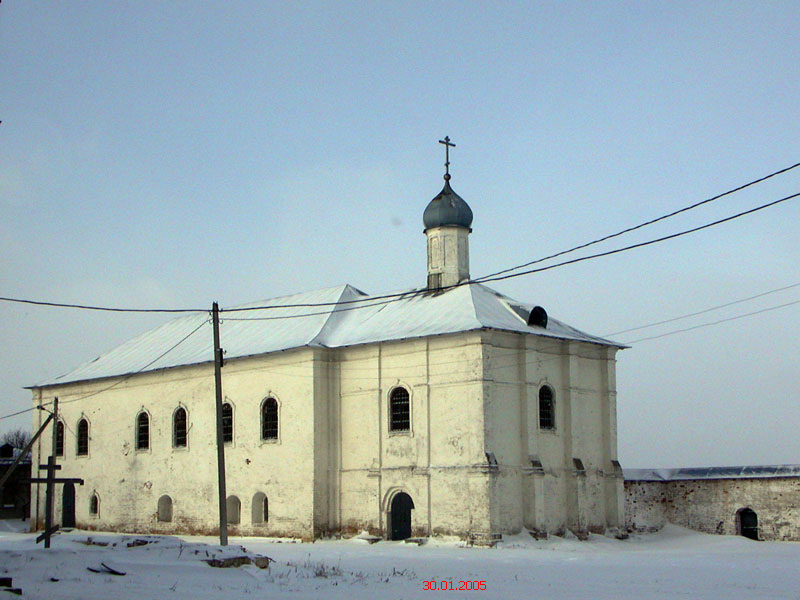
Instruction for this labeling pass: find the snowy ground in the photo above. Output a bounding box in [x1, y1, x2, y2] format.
[1, 520, 799, 599]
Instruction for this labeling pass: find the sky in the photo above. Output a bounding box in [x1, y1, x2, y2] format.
[1, 1, 798, 468]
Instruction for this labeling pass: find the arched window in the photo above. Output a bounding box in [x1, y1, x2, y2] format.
[226, 495, 241, 525]
[136, 412, 150, 450]
[89, 493, 99, 516]
[55, 421, 65, 457]
[157, 495, 173, 522]
[173, 407, 187, 448]
[389, 387, 410, 432]
[252, 492, 268, 524]
[539, 386, 555, 430]
[77, 418, 89, 456]
[261, 398, 278, 441]
[222, 403, 233, 443]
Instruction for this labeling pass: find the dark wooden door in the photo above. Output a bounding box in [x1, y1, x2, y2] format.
[739, 508, 758, 540]
[62, 482, 76, 528]
[390, 492, 414, 540]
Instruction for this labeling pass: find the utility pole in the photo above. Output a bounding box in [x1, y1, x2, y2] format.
[44, 397, 58, 549]
[24, 397, 83, 548]
[212, 303, 228, 546]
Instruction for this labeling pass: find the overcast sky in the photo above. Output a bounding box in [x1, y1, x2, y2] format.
[1, 2, 798, 467]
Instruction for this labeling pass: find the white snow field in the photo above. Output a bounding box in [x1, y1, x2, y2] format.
[1, 520, 798, 599]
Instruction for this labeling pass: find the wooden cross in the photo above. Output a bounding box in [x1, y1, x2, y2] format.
[439, 136, 456, 177]
[24, 455, 84, 548]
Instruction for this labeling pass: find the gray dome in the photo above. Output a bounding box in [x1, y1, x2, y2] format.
[423, 178, 473, 231]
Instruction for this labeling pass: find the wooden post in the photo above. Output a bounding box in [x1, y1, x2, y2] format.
[212, 303, 228, 546]
[44, 397, 58, 549]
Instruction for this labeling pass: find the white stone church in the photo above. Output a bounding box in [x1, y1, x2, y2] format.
[30, 161, 626, 541]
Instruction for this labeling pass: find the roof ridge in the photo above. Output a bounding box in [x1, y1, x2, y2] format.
[230, 283, 358, 310]
[307, 284, 369, 347]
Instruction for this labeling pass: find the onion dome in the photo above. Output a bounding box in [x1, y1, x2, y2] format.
[423, 175, 474, 232]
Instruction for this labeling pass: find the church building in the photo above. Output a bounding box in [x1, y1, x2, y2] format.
[30, 146, 626, 541]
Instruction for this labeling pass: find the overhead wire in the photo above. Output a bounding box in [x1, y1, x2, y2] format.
[18, 318, 210, 419]
[1, 167, 798, 419]
[223, 189, 800, 310]
[605, 281, 800, 337]
[622, 299, 800, 344]
[0, 161, 798, 315]
[472, 160, 800, 283]
[0, 296, 206, 314]
[473, 190, 800, 285]
[0, 406, 43, 421]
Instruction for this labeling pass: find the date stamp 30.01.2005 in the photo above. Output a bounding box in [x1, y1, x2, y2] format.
[422, 580, 486, 591]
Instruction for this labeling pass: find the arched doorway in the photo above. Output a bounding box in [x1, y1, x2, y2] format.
[390, 492, 414, 540]
[737, 508, 758, 540]
[62, 482, 76, 528]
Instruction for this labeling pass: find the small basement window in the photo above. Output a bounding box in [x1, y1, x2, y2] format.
[157, 495, 173, 522]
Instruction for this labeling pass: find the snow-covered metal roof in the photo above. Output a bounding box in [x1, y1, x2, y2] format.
[0, 446, 31, 466]
[33, 282, 624, 388]
[624, 465, 800, 481]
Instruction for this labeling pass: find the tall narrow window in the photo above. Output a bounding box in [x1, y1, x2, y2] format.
[76, 419, 89, 456]
[222, 403, 233, 443]
[539, 386, 555, 430]
[173, 407, 187, 448]
[89, 493, 99, 516]
[261, 398, 278, 441]
[55, 421, 65, 457]
[389, 387, 410, 432]
[136, 412, 150, 450]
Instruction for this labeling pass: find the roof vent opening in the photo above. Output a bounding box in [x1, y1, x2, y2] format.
[528, 306, 548, 329]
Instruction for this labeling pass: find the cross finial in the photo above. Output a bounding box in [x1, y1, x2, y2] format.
[439, 136, 456, 180]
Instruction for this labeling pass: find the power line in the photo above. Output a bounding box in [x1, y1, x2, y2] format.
[475, 190, 800, 285]
[53, 318, 209, 407]
[1, 161, 797, 315]
[0, 319, 212, 424]
[0, 296, 206, 314]
[223, 190, 800, 311]
[0, 186, 795, 399]
[0, 318, 208, 421]
[605, 282, 800, 337]
[623, 299, 800, 344]
[221, 295, 409, 321]
[473, 160, 800, 283]
[0, 405, 44, 422]
[2, 188, 797, 318]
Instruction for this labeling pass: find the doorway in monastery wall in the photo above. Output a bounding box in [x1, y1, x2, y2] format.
[390, 492, 414, 540]
[737, 507, 758, 540]
[62, 482, 76, 528]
